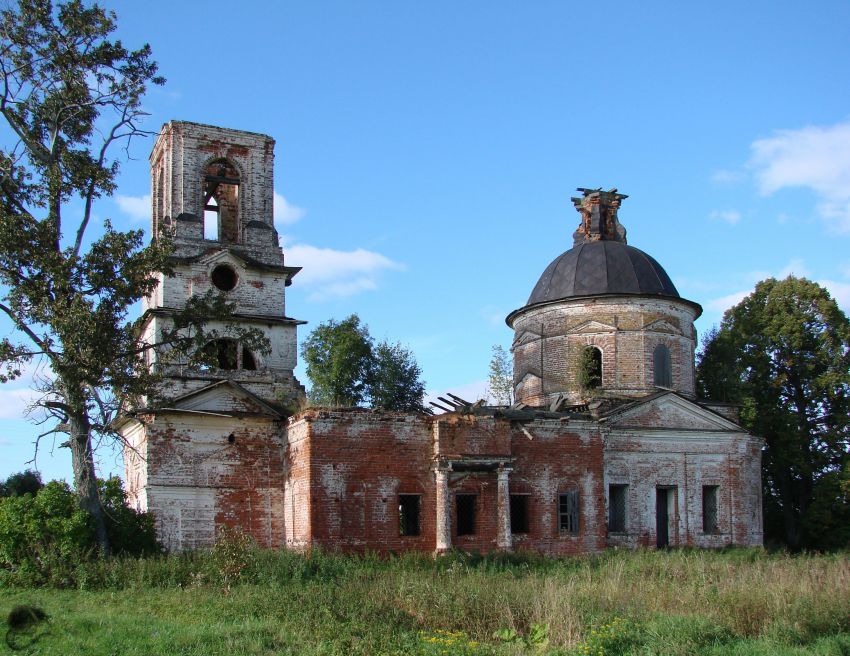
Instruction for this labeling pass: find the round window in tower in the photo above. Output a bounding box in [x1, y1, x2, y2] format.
[211, 264, 238, 291]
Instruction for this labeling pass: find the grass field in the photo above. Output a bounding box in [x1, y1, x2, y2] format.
[1, 545, 848, 655]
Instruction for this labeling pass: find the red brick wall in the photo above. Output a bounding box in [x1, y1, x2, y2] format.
[288, 410, 608, 555]
[293, 410, 436, 553]
[435, 415, 511, 458]
[508, 420, 607, 555]
[134, 405, 760, 554]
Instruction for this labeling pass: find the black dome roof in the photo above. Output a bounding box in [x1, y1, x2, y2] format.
[525, 241, 680, 306]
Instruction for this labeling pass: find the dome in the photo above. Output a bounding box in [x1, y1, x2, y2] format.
[525, 240, 680, 306]
[506, 187, 702, 326]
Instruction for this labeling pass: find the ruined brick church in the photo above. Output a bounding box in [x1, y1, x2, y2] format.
[121, 121, 764, 553]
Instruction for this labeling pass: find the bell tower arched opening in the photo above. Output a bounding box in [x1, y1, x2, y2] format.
[203, 159, 240, 243]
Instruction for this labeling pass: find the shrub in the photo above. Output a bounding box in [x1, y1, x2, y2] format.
[0, 477, 161, 586]
[0, 481, 93, 586]
[98, 476, 161, 557]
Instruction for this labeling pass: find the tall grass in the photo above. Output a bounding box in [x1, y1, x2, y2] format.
[2, 545, 848, 654]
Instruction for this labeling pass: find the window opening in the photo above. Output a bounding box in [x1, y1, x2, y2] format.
[211, 264, 238, 291]
[203, 196, 219, 240]
[203, 159, 240, 243]
[399, 494, 421, 536]
[154, 166, 164, 233]
[702, 485, 719, 533]
[456, 494, 476, 536]
[558, 490, 580, 535]
[206, 338, 237, 370]
[580, 346, 602, 390]
[242, 348, 257, 371]
[653, 344, 672, 388]
[656, 487, 676, 548]
[510, 494, 529, 534]
[200, 339, 257, 371]
[608, 484, 628, 533]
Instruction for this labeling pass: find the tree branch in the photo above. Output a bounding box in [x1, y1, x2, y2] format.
[0, 301, 48, 353]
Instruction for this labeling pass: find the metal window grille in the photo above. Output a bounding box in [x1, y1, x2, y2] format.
[702, 486, 719, 533]
[399, 494, 421, 536]
[608, 484, 628, 533]
[456, 494, 476, 536]
[510, 495, 530, 534]
[558, 490, 580, 535]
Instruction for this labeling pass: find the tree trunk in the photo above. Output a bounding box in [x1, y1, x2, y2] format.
[69, 414, 110, 557]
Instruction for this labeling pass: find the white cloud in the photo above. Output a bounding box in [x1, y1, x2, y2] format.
[274, 192, 304, 226]
[0, 387, 39, 419]
[711, 169, 746, 185]
[709, 209, 742, 226]
[116, 191, 303, 227]
[0, 359, 50, 420]
[285, 243, 403, 301]
[749, 120, 850, 232]
[704, 259, 849, 315]
[115, 194, 151, 221]
[818, 279, 850, 310]
[704, 290, 749, 314]
[777, 258, 812, 279]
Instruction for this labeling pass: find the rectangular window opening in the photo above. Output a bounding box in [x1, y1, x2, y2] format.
[398, 494, 421, 537]
[510, 494, 529, 534]
[558, 490, 580, 535]
[203, 196, 219, 241]
[456, 494, 476, 536]
[703, 485, 719, 533]
[608, 484, 628, 533]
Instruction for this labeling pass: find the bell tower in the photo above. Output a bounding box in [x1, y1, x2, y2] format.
[143, 121, 305, 408]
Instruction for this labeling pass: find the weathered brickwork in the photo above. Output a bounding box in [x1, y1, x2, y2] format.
[126, 396, 760, 553]
[122, 121, 763, 555]
[140, 121, 305, 411]
[281, 410, 608, 555]
[124, 412, 286, 550]
[149, 122, 278, 262]
[511, 297, 698, 407]
[603, 434, 763, 548]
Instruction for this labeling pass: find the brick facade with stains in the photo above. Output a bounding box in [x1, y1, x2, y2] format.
[121, 124, 763, 554]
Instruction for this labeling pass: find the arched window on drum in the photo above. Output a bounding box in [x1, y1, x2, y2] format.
[653, 344, 672, 388]
[580, 346, 602, 390]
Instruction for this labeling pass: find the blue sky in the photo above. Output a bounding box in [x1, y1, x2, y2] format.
[3, 0, 850, 482]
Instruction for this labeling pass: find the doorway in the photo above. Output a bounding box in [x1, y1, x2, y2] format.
[656, 487, 676, 548]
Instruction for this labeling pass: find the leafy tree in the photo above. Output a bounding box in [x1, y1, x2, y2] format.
[696, 277, 850, 550]
[487, 344, 513, 406]
[1, 469, 43, 497]
[0, 1, 262, 555]
[301, 314, 426, 411]
[370, 340, 426, 412]
[301, 314, 374, 406]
